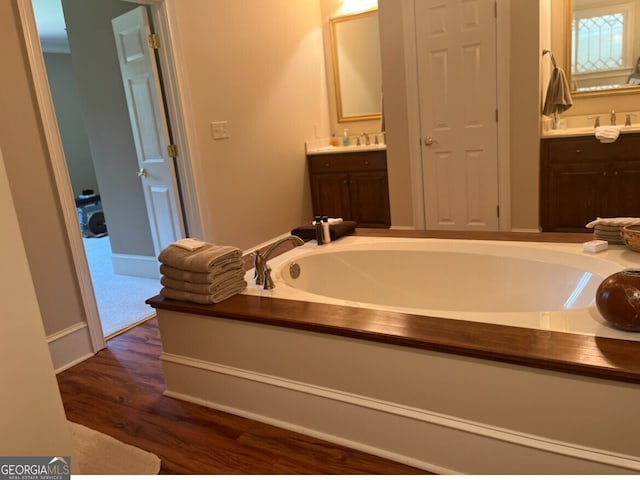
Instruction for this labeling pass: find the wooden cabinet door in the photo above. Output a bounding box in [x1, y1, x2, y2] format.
[609, 159, 640, 216]
[348, 172, 391, 227]
[547, 161, 609, 232]
[309, 173, 351, 219]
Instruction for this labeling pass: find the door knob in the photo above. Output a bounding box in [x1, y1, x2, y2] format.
[424, 136, 436, 146]
[136, 168, 148, 178]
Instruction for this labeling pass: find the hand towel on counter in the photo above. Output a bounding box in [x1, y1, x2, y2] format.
[595, 126, 621, 143]
[158, 242, 242, 272]
[159, 258, 244, 283]
[161, 270, 246, 295]
[291, 220, 357, 241]
[160, 281, 247, 304]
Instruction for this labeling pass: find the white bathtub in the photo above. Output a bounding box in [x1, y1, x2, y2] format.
[244, 236, 640, 342]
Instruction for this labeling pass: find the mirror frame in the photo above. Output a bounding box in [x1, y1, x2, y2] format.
[329, 10, 382, 123]
[565, 0, 640, 98]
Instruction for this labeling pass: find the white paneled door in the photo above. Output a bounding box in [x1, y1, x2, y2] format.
[415, 0, 499, 230]
[112, 7, 184, 255]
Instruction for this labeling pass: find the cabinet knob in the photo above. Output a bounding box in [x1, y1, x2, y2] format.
[364, 160, 369, 165]
[324, 162, 330, 168]
[603, 171, 607, 176]
[576, 149, 581, 153]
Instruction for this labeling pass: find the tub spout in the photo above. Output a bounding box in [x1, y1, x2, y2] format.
[252, 235, 304, 289]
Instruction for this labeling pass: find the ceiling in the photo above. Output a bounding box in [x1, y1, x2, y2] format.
[32, 0, 70, 53]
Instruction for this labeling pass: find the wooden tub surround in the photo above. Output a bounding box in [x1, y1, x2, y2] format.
[147, 230, 640, 475]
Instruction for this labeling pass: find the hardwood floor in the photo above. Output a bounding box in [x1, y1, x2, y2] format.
[56, 318, 429, 475]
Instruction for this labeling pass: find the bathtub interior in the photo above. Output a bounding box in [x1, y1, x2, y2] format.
[243, 236, 640, 342]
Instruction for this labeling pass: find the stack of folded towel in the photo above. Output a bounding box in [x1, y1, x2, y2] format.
[158, 238, 246, 304]
[586, 217, 640, 244]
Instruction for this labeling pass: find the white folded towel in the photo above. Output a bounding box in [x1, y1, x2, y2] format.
[171, 238, 208, 251]
[595, 126, 620, 143]
[586, 217, 640, 228]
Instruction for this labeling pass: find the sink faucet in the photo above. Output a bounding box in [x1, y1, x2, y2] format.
[251, 235, 304, 289]
[610, 110, 616, 126]
[362, 132, 370, 145]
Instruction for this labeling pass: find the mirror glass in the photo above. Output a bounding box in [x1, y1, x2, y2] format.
[567, 0, 640, 96]
[330, 10, 382, 122]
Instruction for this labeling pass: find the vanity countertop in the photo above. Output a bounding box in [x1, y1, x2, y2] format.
[541, 125, 640, 139]
[306, 144, 387, 155]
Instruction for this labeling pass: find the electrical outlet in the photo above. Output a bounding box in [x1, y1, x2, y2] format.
[210, 121, 230, 140]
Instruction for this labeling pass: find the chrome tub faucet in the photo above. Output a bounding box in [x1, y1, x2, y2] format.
[252, 235, 304, 289]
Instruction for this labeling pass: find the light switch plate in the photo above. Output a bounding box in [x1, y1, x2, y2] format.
[211, 121, 230, 140]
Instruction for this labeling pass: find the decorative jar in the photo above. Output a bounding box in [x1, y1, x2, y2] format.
[595, 268, 640, 331]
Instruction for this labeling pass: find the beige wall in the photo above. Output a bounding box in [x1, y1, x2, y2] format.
[0, 145, 73, 458]
[43, 53, 97, 198]
[0, 1, 86, 337]
[172, 0, 325, 248]
[510, 2, 543, 230]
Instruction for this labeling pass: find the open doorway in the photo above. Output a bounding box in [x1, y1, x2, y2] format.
[32, 0, 183, 337]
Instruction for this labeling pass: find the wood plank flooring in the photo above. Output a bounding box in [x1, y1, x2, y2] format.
[56, 318, 429, 475]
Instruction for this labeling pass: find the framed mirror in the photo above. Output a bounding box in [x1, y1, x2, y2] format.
[566, 0, 640, 97]
[329, 10, 382, 122]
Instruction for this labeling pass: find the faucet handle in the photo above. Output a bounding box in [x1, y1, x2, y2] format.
[625, 113, 637, 127]
[251, 251, 264, 285]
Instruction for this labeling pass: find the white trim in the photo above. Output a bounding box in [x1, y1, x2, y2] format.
[160, 351, 640, 474]
[16, 0, 105, 352]
[111, 253, 160, 279]
[47, 322, 94, 373]
[148, 1, 210, 241]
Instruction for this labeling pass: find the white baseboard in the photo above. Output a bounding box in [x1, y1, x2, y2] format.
[159, 351, 640, 475]
[47, 322, 95, 373]
[112, 253, 160, 279]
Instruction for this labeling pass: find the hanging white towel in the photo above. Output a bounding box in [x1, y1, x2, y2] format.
[595, 126, 620, 143]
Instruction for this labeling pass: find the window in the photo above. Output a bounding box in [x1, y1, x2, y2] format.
[572, 12, 625, 73]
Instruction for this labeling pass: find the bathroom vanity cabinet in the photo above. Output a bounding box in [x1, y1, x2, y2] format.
[540, 133, 640, 232]
[307, 149, 390, 228]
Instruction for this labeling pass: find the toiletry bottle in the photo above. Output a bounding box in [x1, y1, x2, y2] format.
[314, 216, 324, 245]
[322, 216, 331, 243]
[342, 129, 351, 147]
[330, 134, 339, 147]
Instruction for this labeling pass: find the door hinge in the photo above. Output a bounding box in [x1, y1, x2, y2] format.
[167, 144, 178, 158]
[148, 33, 160, 49]
[495, 109, 499, 123]
[494, 1, 498, 18]
[496, 205, 500, 218]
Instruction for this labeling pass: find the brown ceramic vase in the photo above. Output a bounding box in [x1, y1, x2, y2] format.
[595, 268, 640, 331]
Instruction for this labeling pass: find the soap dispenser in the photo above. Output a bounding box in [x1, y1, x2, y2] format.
[342, 129, 351, 147]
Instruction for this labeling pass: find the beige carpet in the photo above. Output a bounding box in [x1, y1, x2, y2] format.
[68, 421, 161, 475]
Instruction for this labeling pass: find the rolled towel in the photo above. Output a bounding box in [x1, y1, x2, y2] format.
[595, 126, 620, 143]
[159, 243, 242, 273]
[161, 270, 246, 295]
[160, 258, 245, 284]
[160, 280, 247, 304]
